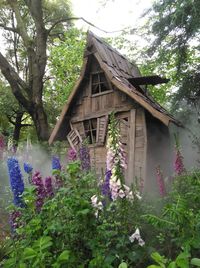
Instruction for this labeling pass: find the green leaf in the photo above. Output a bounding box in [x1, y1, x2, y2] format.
[151, 252, 167, 265]
[168, 261, 176, 268]
[36, 236, 53, 251]
[191, 258, 200, 267]
[19, 263, 27, 268]
[118, 262, 128, 268]
[23, 248, 37, 260]
[57, 250, 70, 263]
[77, 208, 90, 216]
[3, 258, 17, 268]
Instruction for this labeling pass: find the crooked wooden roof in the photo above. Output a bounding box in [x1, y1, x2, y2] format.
[49, 31, 180, 144]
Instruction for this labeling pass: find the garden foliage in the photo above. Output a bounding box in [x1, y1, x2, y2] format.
[1, 116, 200, 267]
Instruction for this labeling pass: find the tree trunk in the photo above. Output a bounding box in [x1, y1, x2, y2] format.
[31, 103, 49, 141]
[13, 112, 23, 147]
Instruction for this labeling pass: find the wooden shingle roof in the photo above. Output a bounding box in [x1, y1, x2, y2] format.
[49, 31, 180, 144]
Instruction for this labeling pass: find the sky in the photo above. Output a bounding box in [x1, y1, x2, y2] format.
[71, 0, 153, 37]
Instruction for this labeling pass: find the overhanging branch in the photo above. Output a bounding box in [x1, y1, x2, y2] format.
[47, 16, 127, 35]
[0, 52, 30, 111]
[0, 23, 18, 33]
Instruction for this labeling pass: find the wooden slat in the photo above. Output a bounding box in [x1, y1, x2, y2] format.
[127, 109, 136, 185]
[67, 128, 82, 151]
[96, 115, 108, 143]
[142, 109, 147, 189]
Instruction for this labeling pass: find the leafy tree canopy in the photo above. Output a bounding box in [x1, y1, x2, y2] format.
[144, 0, 200, 111]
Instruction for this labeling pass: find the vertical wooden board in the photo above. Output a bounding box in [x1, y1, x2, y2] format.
[142, 110, 147, 189]
[83, 97, 91, 116]
[101, 94, 108, 109]
[135, 109, 143, 126]
[72, 122, 85, 140]
[89, 146, 107, 177]
[133, 108, 147, 188]
[97, 116, 108, 143]
[127, 109, 135, 186]
[83, 85, 89, 97]
[107, 92, 114, 109]
[73, 103, 82, 118]
[113, 90, 122, 107]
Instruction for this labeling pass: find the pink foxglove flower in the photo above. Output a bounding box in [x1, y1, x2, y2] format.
[91, 195, 103, 217]
[156, 166, 166, 197]
[174, 149, 185, 175]
[0, 134, 5, 160]
[129, 228, 145, 246]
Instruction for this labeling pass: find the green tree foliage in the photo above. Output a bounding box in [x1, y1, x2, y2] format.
[144, 0, 200, 111]
[46, 29, 86, 127]
[0, 0, 74, 140]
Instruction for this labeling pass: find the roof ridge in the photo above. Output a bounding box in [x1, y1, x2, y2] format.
[87, 31, 139, 70]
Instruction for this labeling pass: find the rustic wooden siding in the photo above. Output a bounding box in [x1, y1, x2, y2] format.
[70, 58, 134, 123]
[68, 58, 148, 185]
[89, 146, 107, 178]
[134, 108, 147, 186]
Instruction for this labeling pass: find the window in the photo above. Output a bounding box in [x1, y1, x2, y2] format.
[84, 118, 97, 144]
[91, 72, 111, 95]
[83, 116, 108, 145]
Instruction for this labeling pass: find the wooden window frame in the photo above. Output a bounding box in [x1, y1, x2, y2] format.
[83, 115, 108, 146]
[83, 118, 97, 145]
[90, 71, 113, 96]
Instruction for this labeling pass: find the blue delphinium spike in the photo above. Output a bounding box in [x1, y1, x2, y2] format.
[7, 157, 24, 207]
[52, 156, 61, 170]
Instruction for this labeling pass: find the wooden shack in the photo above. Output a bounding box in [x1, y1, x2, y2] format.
[49, 31, 180, 189]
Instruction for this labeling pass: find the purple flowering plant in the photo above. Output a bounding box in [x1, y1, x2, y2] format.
[7, 157, 24, 207]
[32, 171, 46, 212]
[79, 144, 91, 171]
[67, 147, 77, 162]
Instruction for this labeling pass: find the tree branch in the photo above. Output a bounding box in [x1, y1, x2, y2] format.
[7, 114, 32, 127]
[25, 0, 47, 80]
[7, 0, 32, 47]
[47, 17, 127, 35]
[0, 23, 18, 33]
[0, 52, 30, 111]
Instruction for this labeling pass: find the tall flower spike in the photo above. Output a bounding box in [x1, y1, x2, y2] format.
[24, 162, 33, 174]
[0, 134, 5, 160]
[52, 156, 61, 170]
[174, 149, 185, 175]
[79, 145, 91, 171]
[9, 210, 22, 231]
[24, 162, 33, 184]
[102, 170, 112, 199]
[7, 157, 24, 207]
[32, 171, 46, 212]
[44, 176, 54, 198]
[156, 166, 166, 197]
[68, 148, 77, 162]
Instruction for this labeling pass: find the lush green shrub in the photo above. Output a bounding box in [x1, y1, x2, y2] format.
[1, 161, 149, 268]
[144, 170, 200, 260]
